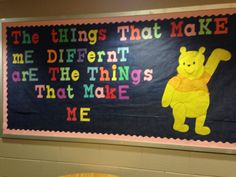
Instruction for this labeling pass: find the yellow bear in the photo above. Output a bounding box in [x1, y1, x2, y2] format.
[162, 47, 231, 135]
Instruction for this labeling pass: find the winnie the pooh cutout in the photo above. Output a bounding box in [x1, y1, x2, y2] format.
[162, 47, 231, 135]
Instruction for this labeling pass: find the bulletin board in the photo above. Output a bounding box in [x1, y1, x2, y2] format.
[1, 6, 236, 153]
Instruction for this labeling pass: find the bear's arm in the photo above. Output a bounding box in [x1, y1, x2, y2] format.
[161, 76, 180, 107]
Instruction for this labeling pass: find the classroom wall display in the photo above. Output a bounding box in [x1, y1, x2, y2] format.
[2, 7, 236, 152]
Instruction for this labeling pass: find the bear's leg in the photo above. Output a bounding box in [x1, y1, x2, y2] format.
[195, 115, 211, 135]
[172, 103, 189, 133]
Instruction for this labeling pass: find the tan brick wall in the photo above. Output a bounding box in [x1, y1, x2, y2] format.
[0, 0, 236, 18]
[0, 139, 236, 177]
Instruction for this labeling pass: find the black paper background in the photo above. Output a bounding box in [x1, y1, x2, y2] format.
[6, 14, 236, 142]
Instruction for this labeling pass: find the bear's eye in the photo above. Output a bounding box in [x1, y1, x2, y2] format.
[193, 61, 196, 65]
[183, 62, 185, 65]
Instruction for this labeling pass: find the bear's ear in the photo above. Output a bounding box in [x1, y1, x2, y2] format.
[199, 47, 206, 54]
[180, 46, 186, 54]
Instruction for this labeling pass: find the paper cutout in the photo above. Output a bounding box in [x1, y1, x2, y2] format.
[162, 47, 231, 135]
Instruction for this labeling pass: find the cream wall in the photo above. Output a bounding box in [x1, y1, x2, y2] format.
[1, 0, 236, 177]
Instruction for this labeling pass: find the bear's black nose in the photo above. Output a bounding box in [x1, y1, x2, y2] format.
[187, 64, 191, 67]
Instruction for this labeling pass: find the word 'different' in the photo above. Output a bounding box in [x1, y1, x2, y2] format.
[46, 47, 129, 64]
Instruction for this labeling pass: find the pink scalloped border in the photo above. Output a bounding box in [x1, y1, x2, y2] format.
[2, 8, 236, 150]
[2, 23, 8, 134]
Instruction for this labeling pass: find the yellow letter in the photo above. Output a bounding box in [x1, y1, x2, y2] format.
[80, 107, 91, 122]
